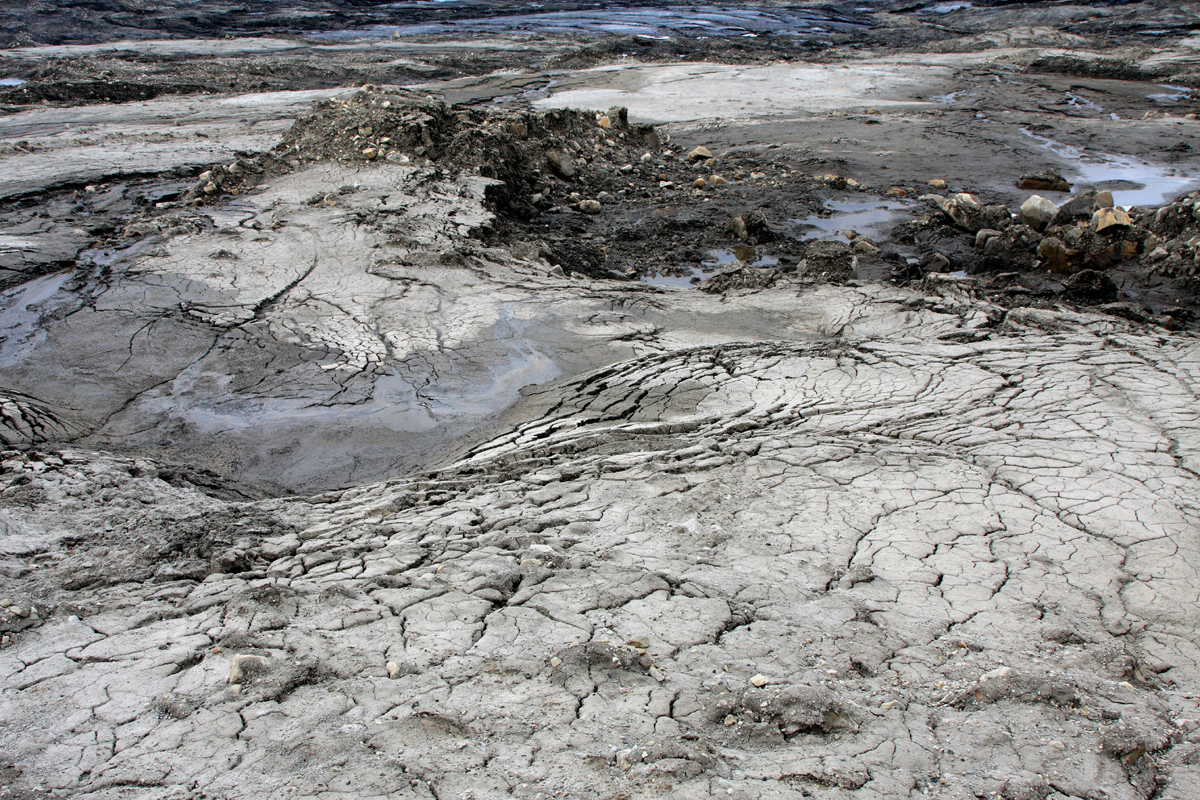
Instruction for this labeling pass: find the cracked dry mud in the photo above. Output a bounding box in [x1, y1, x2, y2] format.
[3, 289, 1200, 800]
[4, 1, 1200, 799]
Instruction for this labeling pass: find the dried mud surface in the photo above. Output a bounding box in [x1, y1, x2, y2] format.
[2, 2, 1200, 799]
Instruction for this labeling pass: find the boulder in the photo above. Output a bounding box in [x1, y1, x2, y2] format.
[688, 146, 713, 161]
[1019, 195, 1058, 231]
[1051, 191, 1097, 227]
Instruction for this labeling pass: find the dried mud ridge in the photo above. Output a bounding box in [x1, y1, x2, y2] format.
[3, 284, 1200, 799]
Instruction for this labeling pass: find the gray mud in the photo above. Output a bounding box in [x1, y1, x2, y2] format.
[2, 2, 1200, 799]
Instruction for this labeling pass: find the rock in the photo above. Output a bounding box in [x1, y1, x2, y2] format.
[659, 181, 675, 189]
[1019, 195, 1058, 230]
[579, 199, 601, 214]
[980, 665, 1012, 682]
[361, 147, 377, 159]
[627, 636, 649, 649]
[975, 229, 1002, 248]
[693, 178, 706, 188]
[1095, 190, 1115, 208]
[852, 239, 881, 255]
[925, 252, 951, 272]
[203, 182, 218, 195]
[929, 179, 947, 190]
[1147, 246, 1169, 261]
[688, 146, 713, 161]
[597, 114, 611, 128]
[386, 661, 402, 679]
[1037, 236, 1074, 272]
[546, 150, 575, 179]
[640, 152, 654, 163]
[1093, 207, 1132, 232]
[228, 654, 270, 685]
[938, 192, 988, 231]
[727, 210, 774, 243]
[750, 674, 770, 687]
[1017, 169, 1070, 192]
[887, 187, 907, 197]
[1051, 190, 1097, 226]
[709, 175, 728, 186]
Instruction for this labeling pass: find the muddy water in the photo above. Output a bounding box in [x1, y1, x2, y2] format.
[1021, 128, 1200, 207]
[640, 248, 779, 289]
[311, 5, 869, 41]
[793, 198, 913, 241]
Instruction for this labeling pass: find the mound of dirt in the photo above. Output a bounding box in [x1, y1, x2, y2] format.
[183, 86, 660, 222]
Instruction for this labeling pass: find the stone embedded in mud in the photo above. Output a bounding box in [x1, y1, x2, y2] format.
[1093, 206, 1132, 232]
[727, 210, 774, 243]
[228, 654, 270, 685]
[579, 199, 601, 214]
[1037, 236, 1074, 272]
[545, 149, 576, 179]
[1018, 169, 1070, 193]
[925, 252, 951, 272]
[937, 192, 991, 231]
[1019, 195, 1058, 231]
[928, 178, 947, 190]
[976, 228, 1002, 249]
[688, 145, 713, 161]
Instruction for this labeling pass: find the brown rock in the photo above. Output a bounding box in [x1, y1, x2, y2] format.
[1093, 207, 1132, 232]
[1018, 169, 1070, 192]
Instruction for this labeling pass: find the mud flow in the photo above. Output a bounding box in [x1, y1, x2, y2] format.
[2, 2, 1200, 799]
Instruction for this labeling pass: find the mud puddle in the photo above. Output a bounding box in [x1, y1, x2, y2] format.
[793, 197, 913, 241]
[310, 5, 869, 42]
[1148, 84, 1192, 105]
[640, 247, 778, 289]
[1021, 128, 1199, 206]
